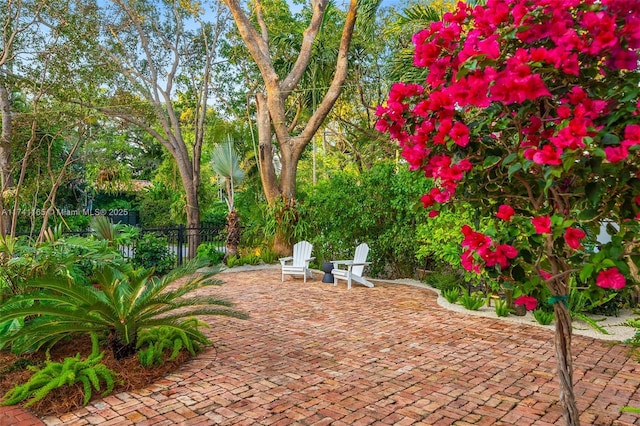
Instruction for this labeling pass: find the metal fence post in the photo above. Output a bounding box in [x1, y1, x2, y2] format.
[177, 224, 184, 266]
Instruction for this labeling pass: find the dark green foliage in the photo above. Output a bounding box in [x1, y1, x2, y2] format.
[428, 270, 462, 292]
[137, 320, 210, 367]
[196, 242, 225, 265]
[0, 259, 247, 358]
[201, 204, 229, 228]
[459, 292, 485, 311]
[301, 161, 431, 279]
[135, 183, 180, 228]
[133, 233, 176, 275]
[533, 309, 554, 325]
[1, 334, 118, 407]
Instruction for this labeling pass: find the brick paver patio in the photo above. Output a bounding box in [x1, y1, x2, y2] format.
[1, 265, 640, 425]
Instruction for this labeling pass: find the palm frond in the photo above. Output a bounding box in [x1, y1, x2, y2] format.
[210, 137, 246, 184]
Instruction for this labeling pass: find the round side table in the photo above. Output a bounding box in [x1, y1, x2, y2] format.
[321, 262, 334, 283]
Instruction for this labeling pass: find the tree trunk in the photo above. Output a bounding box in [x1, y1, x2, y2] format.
[224, 209, 240, 261]
[227, 0, 360, 256]
[0, 82, 13, 236]
[255, 93, 280, 204]
[554, 301, 580, 425]
[184, 185, 200, 260]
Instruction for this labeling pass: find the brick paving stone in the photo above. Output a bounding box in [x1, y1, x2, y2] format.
[4, 267, 640, 425]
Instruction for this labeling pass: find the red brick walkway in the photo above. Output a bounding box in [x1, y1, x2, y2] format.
[2, 266, 640, 425]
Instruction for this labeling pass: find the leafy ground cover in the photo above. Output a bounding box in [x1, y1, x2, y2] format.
[0, 334, 191, 417]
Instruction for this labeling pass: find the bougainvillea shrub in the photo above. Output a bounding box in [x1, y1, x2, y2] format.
[376, 0, 639, 423]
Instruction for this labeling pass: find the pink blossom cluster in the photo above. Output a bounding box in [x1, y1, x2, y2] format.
[375, 0, 640, 280]
[596, 267, 626, 290]
[460, 225, 518, 272]
[375, 0, 640, 208]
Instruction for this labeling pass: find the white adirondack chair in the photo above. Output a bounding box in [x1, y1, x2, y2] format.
[279, 241, 315, 282]
[331, 243, 374, 289]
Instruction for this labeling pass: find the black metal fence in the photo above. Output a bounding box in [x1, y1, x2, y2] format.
[135, 225, 226, 266]
[20, 225, 226, 268]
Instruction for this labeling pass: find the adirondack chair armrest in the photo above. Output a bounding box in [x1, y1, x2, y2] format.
[305, 257, 316, 264]
[279, 256, 294, 265]
[331, 260, 371, 269]
[330, 260, 352, 268]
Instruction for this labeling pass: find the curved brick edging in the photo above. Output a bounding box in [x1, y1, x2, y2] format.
[2, 267, 640, 425]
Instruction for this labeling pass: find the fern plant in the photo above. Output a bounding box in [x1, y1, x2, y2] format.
[137, 320, 210, 367]
[1, 334, 118, 407]
[459, 292, 485, 311]
[0, 258, 247, 359]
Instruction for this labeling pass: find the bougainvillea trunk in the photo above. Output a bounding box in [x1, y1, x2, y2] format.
[553, 302, 579, 425]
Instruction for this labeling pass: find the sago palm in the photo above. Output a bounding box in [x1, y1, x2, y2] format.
[0, 258, 247, 359]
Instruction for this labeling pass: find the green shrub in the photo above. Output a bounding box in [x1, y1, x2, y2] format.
[301, 161, 431, 279]
[533, 309, 554, 325]
[442, 288, 460, 304]
[201, 204, 228, 228]
[133, 233, 176, 275]
[1, 334, 118, 407]
[459, 292, 485, 311]
[494, 299, 512, 317]
[196, 242, 225, 265]
[259, 247, 278, 264]
[226, 254, 261, 268]
[428, 270, 462, 292]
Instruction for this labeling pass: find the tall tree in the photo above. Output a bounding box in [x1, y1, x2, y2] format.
[223, 0, 379, 254]
[0, 0, 44, 235]
[64, 0, 231, 253]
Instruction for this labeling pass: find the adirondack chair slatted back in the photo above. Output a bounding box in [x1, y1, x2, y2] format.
[293, 241, 313, 267]
[352, 243, 369, 277]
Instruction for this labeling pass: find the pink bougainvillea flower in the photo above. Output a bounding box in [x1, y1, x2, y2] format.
[495, 204, 515, 221]
[532, 145, 563, 166]
[482, 244, 518, 269]
[604, 145, 629, 163]
[461, 250, 482, 273]
[428, 209, 440, 218]
[564, 227, 586, 250]
[461, 225, 492, 254]
[623, 124, 640, 146]
[596, 267, 626, 290]
[420, 193, 435, 208]
[514, 295, 537, 311]
[449, 121, 470, 147]
[532, 216, 551, 234]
